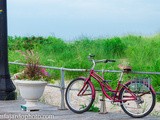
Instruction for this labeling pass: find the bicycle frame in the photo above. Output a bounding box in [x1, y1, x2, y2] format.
[82, 69, 138, 103]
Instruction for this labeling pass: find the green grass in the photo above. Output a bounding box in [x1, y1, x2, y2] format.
[8, 34, 160, 100]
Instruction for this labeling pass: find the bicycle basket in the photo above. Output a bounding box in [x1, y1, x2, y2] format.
[129, 78, 151, 93]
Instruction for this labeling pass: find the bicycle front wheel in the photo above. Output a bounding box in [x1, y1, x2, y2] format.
[120, 80, 156, 118]
[65, 78, 95, 113]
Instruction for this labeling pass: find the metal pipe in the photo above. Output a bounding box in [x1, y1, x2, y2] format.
[59, 68, 66, 110]
[9, 62, 160, 75]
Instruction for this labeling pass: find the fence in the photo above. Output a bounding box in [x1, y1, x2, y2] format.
[9, 62, 160, 110]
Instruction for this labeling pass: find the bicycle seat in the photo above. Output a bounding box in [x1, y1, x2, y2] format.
[118, 64, 132, 72]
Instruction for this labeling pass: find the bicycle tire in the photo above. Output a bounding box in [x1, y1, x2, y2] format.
[65, 78, 95, 113]
[119, 80, 156, 118]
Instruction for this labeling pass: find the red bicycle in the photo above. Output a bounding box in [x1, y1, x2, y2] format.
[65, 55, 156, 118]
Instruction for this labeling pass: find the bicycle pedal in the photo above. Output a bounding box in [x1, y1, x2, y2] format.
[111, 93, 115, 97]
[103, 80, 112, 83]
[111, 102, 120, 106]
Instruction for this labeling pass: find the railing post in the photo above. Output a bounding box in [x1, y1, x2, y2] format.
[59, 67, 67, 110]
[99, 69, 107, 114]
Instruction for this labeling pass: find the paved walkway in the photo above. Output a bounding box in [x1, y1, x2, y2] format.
[0, 100, 159, 120]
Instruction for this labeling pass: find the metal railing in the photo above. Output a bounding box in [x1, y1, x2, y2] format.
[9, 62, 160, 110]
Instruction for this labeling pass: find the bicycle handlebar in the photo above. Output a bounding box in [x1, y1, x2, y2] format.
[88, 54, 116, 69]
[95, 59, 116, 63]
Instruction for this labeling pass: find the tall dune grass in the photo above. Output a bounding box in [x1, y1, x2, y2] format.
[8, 34, 160, 100]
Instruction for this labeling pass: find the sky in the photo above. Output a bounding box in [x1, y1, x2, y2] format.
[7, 0, 160, 40]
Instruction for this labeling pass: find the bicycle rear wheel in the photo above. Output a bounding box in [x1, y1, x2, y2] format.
[120, 80, 156, 118]
[65, 78, 95, 113]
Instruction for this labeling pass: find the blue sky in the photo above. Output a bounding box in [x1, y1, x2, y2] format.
[7, 0, 160, 40]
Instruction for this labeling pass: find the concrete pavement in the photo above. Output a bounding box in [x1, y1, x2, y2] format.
[0, 100, 159, 120]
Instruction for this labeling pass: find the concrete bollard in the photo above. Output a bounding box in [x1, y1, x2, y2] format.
[99, 93, 108, 114]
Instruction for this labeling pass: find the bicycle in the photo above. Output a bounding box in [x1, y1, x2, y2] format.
[65, 55, 156, 118]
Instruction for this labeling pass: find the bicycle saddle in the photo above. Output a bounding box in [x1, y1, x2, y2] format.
[118, 64, 132, 72]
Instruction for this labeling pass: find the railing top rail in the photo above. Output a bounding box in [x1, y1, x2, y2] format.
[9, 62, 160, 75]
